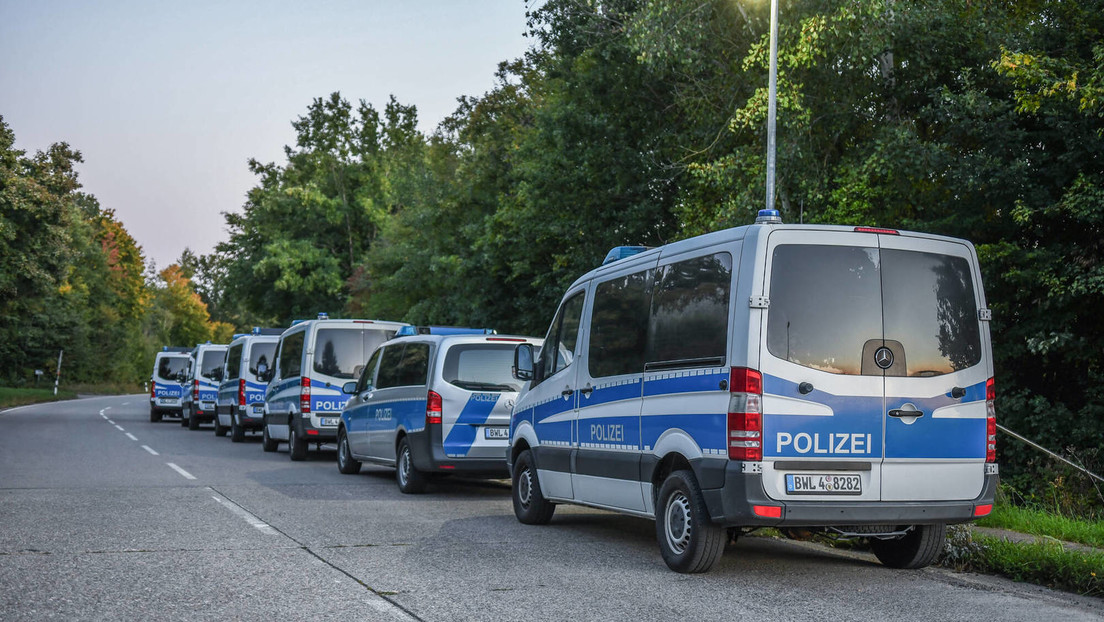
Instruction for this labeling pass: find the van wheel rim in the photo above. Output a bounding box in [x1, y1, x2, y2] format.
[338, 436, 347, 467]
[518, 467, 533, 508]
[664, 491, 692, 554]
[399, 447, 410, 486]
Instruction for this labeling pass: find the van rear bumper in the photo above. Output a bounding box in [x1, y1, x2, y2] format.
[408, 428, 509, 478]
[701, 462, 998, 528]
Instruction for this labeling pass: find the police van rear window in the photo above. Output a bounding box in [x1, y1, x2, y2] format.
[443, 344, 520, 392]
[157, 356, 189, 381]
[313, 327, 398, 380]
[249, 342, 276, 378]
[767, 244, 981, 376]
[199, 350, 224, 380]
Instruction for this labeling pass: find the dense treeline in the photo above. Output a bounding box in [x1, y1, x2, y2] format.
[2, 0, 1101, 509]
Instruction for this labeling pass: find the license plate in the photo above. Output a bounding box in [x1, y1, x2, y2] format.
[785, 473, 862, 495]
[319, 417, 339, 426]
[484, 427, 509, 440]
[158, 398, 176, 405]
[252, 405, 263, 415]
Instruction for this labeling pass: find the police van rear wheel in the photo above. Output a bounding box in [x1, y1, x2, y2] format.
[187, 408, 200, 430]
[396, 438, 426, 494]
[262, 424, 278, 452]
[870, 523, 946, 569]
[150, 408, 161, 423]
[337, 429, 361, 475]
[512, 449, 555, 525]
[656, 470, 725, 573]
[214, 415, 227, 437]
[230, 414, 245, 443]
[288, 425, 307, 461]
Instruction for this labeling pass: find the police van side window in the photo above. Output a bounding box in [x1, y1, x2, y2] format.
[226, 344, 243, 380]
[279, 331, 305, 379]
[395, 343, 430, 387]
[646, 252, 732, 369]
[589, 270, 652, 377]
[357, 348, 383, 393]
[538, 292, 585, 384]
[375, 345, 406, 390]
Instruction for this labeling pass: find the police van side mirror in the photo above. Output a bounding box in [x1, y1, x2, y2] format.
[341, 381, 357, 395]
[513, 344, 535, 382]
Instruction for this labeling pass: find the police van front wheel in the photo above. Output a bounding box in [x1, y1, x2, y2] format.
[288, 425, 307, 461]
[337, 429, 361, 475]
[512, 449, 555, 525]
[261, 424, 278, 452]
[655, 470, 725, 573]
[870, 523, 946, 569]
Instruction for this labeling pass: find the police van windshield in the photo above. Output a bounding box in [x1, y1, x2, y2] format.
[443, 344, 520, 392]
[199, 350, 224, 380]
[767, 244, 981, 377]
[249, 342, 276, 379]
[157, 356, 189, 382]
[313, 328, 398, 380]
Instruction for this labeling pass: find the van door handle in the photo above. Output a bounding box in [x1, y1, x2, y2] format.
[888, 409, 924, 418]
[561, 388, 574, 398]
[579, 384, 594, 397]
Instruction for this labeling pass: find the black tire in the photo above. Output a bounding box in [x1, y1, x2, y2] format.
[512, 449, 555, 524]
[337, 429, 361, 475]
[180, 413, 189, 427]
[187, 407, 200, 430]
[395, 437, 426, 493]
[870, 523, 946, 569]
[262, 423, 278, 452]
[214, 414, 227, 437]
[150, 408, 161, 423]
[288, 423, 307, 461]
[230, 412, 245, 443]
[655, 470, 726, 573]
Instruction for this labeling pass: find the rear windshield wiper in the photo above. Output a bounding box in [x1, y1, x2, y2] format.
[450, 380, 516, 392]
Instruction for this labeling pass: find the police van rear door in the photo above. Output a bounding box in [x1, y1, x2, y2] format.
[759, 230, 886, 502]
[878, 234, 988, 502]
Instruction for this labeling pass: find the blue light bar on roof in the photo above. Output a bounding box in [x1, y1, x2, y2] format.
[396, 326, 497, 337]
[602, 246, 648, 265]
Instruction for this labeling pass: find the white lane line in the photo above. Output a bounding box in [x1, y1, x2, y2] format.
[107, 420, 115, 425]
[209, 490, 279, 536]
[104, 407, 112, 412]
[122, 402, 130, 406]
[125, 433, 138, 441]
[142, 445, 159, 456]
[114, 424, 125, 432]
[166, 463, 196, 480]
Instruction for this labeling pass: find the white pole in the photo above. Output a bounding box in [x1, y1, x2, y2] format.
[53, 349, 63, 396]
[765, 0, 780, 212]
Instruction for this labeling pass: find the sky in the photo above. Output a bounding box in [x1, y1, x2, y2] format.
[0, 1, 534, 270]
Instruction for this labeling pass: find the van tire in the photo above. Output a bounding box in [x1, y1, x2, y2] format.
[262, 424, 278, 452]
[337, 429, 361, 474]
[188, 408, 200, 430]
[870, 523, 946, 569]
[150, 408, 161, 423]
[396, 437, 426, 493]
[214, 415, 227, 437]
[288, 424, 307, 461]
[512, 449, 555, 525]
[655, 470, 725, 573]
[181, 414, 189, 427]
[230, 414, 245, 443]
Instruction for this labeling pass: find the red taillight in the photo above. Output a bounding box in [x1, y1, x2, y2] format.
[986, 377, 996, 463]
[300, 376, 311, 414]
[854, 226, 900, 235]
[728, 367, 763, 461]
[239, 378, 246, 406]
[753, 505, 782, 518]
[974, 503, 993, 517]
[151, 382, 156, 398]
[426, 390, 442, 424]
[193, 379, 199, 401]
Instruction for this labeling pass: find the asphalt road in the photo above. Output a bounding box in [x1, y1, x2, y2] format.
[1, 395, 1100, 621]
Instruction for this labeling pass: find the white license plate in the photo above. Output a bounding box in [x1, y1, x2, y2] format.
[319, 417, 339, 426]
[158, 398, 176, 405]
[785, 473, 862, 495]
[484, 427, 509, 440]
[252, 405, 263, 415]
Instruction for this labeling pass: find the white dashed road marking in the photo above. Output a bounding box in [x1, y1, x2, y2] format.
[114, 424, 125, 431]
[125, 433, 138, 441]
[142, 445, 159, 455]
[166, 463, 196, 480]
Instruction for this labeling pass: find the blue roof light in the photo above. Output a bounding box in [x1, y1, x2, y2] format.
[602, 246, 648, 265]
[317, 312, 329, 320]
[755, 209, 782, 224]
[396, 326, 497, 337]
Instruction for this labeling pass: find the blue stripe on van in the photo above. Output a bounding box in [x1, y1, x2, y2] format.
[443, 394, 500, 456]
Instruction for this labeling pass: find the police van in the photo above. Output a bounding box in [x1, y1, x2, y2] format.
[183, 341, 228, 430]
[216, 328, 282, 441]
[508, 210, 998, 573]
[262, 314, 408, 460]
[149, 347, 191, 422]
[336, 327, 542, 493]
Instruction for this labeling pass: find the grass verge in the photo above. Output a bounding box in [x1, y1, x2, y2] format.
[945, 531, 1104, 597]
[0, 387, 78, 410]
[978, 504, 1104, 549]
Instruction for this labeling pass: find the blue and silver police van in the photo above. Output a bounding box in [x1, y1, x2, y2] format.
[336, 327, 542, 493]
[262, 314, 408, 461]
[508, 210, 998, 573]
[149, 347, 191, 422]
[216, 328, 282, 441]
[183, 341, 228, 430]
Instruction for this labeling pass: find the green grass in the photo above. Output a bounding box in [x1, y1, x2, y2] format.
[978, 504, 1104, 549]
[970, 534, 1104, 597]
[0, 387, 78, 410]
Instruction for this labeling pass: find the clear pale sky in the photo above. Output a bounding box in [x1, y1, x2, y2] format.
[0, 1, 533, 269]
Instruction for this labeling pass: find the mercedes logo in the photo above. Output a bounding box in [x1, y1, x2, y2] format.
[874, 347, 894, 370]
